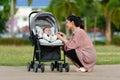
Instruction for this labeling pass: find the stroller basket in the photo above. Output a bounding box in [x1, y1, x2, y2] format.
[35, 46, 60, 60]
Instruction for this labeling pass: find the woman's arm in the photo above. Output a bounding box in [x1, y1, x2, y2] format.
[56, 31, 81, 50]
[64, 31, 82, 50]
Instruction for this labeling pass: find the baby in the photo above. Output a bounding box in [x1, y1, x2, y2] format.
[42, 27, 57, 42]
[36, 26, 63, 45]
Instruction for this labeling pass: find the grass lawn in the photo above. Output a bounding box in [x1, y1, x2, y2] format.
[95, 45, 120, 65]
[0, 45, 33, 66]
[0, 45, 120, 66]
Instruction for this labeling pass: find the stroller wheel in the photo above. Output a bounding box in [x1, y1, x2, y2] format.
[50, 63, 55, 71]
[33, 63, 38, 72]
[40, 64, 45, 72]
[64, 63, 70, 72]
[27, 62, 31, 71]
[59, 63, 63, 72]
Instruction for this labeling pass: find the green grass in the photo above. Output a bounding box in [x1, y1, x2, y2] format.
[95, 45, 120, 65]
[0, 45, 33, 66]
[0, 45, 120, 66]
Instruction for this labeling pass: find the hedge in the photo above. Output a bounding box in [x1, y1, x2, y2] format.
[0, 38, 31, 45]
[1, 36, 120, 46]
[111, 36, 120, 46]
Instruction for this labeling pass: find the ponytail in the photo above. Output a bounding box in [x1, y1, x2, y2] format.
[77, 16, 84, 29]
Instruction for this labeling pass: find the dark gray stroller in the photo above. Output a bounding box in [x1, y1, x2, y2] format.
[27, 11, 69, 72]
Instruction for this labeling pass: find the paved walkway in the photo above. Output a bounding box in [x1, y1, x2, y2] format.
[0, 65, 120, 80]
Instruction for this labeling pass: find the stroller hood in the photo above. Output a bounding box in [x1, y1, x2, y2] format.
[29, 12, 59, 34]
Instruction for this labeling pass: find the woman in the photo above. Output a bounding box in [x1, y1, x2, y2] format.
[56, 15, 96, 72]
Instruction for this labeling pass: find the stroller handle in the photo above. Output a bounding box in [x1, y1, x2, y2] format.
[29, 11, 41, 28]
[29, 11, 40, 18]
[29, 11, 42, 35]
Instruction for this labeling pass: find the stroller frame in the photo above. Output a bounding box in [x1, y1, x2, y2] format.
[27, 11, 70, 73]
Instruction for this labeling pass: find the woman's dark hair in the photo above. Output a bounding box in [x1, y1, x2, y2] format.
[66, 15, 84, 29]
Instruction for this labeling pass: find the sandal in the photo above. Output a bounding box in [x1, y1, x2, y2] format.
[75, 67, 88, 72]
[75, 68, 81, 72]
[79, 67, 88, 72]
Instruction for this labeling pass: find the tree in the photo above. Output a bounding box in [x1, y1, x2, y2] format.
[111, 7, 120, 29]
[46, 0, 80, 21]
[0, 0, 17, 37]
[0, 0, 10, 33]
[100, 0, 120, 45]
[10, 0, 16, 37]
[28, 0, 33, 6]
[80, 0, 102, 31]
[45, 0, 85, 38]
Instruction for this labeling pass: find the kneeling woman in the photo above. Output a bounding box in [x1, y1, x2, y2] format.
[56, 15, 96, 72]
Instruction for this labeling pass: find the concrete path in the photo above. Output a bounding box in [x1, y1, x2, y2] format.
[0, 65, 120, 80]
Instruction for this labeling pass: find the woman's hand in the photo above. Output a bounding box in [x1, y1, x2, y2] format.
[56, 32, 68, 43]
[57, 32, 66, 38]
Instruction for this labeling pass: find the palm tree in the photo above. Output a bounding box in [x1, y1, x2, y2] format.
[7, 0, 17, 37]
[10, 0, 15, 37]
[101, 0, 120, 45]
[45, 0, 85, 38]
[10, 0, 32, 37]
[75, 0, 102, 43]
[28, 0, 33, 6]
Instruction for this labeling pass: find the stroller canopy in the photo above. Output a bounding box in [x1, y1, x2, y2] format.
[29, 12, 59, 34]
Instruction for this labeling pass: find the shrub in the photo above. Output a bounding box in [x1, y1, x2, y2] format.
[94, 41, 105, 45]
[112, 36, 120, 46]
[0, 38, 31, 46]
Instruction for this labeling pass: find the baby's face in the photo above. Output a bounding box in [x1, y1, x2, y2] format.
[44, 28, 51, 34]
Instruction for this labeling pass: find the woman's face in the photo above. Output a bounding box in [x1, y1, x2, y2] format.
[66, 20, 73, 30]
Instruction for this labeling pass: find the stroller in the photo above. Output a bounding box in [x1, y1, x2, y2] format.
[27, 11, 70, 73]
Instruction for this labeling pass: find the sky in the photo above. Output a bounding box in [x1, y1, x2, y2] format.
[16, 0, 50, 8]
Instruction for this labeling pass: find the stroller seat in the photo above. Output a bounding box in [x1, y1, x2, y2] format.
[32, 25, 63, 46]
[39, 39, 63, 46]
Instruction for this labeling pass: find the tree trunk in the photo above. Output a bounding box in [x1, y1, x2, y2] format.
[10, 0, 14, 37]
[105, 18, 111, 45]
[84, 17, 87, 32]
[66, 27, 70, 39]
[93, 16, 97, 44]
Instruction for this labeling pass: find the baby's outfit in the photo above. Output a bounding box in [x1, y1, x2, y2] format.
[42, 33, 57, 42]
[41, 33, 62, 44]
